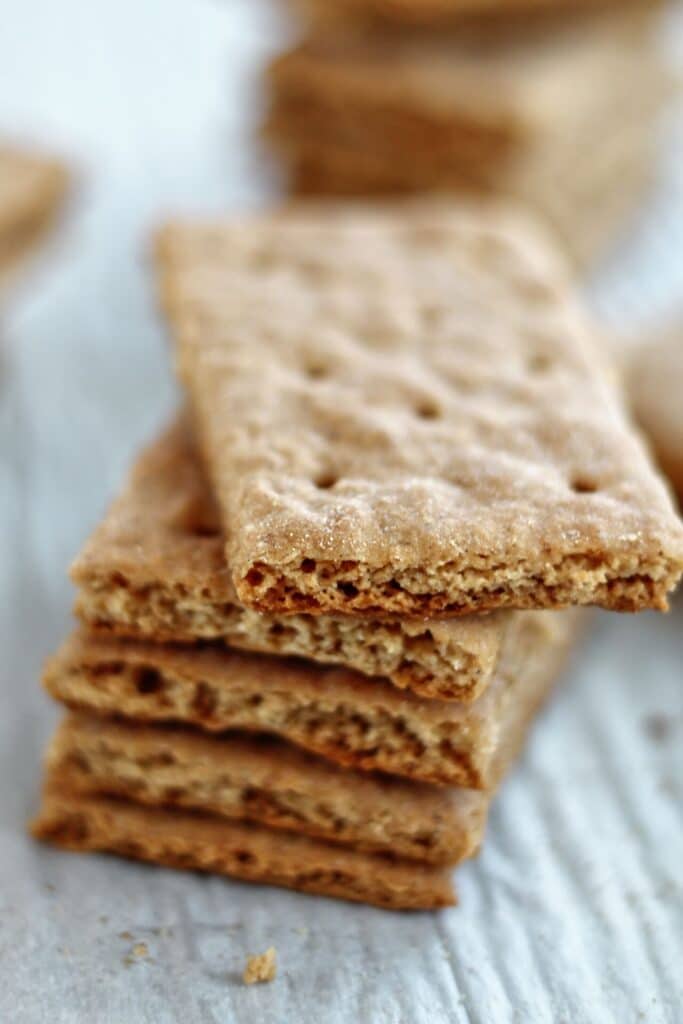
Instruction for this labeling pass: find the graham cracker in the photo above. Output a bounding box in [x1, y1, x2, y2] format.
[44, 609, 580, 787]
[72, 418, 509, 702]
[45, 711, 488, 864]
[628, 329, 683, 501]
[31, 785, 455, 910]
[0, 144, 69, 275]
[156, 203, 683, 617]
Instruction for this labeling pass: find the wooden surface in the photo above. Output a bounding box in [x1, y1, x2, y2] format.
[0, 2, 682, 1021]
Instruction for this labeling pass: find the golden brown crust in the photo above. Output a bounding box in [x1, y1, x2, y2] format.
[156, 203, 683, 618]
[31, 786, 456, 910]
[72, 418, 509, 702]
[46, 712, 487, 864]
[44, 609, 580, 787]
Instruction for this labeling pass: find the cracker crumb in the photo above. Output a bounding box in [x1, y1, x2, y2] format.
[123, 941, 149, 966]
[243, 946, 277, 985]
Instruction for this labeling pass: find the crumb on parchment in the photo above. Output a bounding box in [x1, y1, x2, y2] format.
[123, 941, 149, 966]
[243, 946, 277, 985]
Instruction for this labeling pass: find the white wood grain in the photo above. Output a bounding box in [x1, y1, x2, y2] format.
[0, 2, 681, 1021]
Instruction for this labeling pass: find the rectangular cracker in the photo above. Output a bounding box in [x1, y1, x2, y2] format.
[156, 203, 683, 617]
[32, 785, 455, 910]
[72, 418, 510, 702]
[45, 712, 487, 864]
[44, 609, 580, 787]
[0, 144, 69, 273]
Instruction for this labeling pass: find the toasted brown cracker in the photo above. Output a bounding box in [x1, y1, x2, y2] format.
[156, 203, 683, 617]
[72, 418, 509, 702]
[44, 609, 579, 788]
[0, 144, 69, 275]
[31, 787, 456, 910]
[46, 712, 488, 864]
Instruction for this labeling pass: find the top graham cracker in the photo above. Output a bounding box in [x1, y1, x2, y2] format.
[156, 201, 683, 618]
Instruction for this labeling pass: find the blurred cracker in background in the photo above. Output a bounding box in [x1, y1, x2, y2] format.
[264, 4, 673, 270]
[0, 143, 69, 294]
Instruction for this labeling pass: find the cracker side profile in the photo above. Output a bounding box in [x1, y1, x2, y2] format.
[45, 712, 487, 864]
[156, 203, 683, 616]
[44, 609, 579, 788]
[72, 419, 508, 702]
[31, 787, 455, 910]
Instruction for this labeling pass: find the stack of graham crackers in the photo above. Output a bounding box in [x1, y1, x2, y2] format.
[33, 201, 683, 909]
[264, 0, 671, 268]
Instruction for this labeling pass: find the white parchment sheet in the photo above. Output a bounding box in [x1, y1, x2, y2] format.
[0, 2, 681, 1021]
